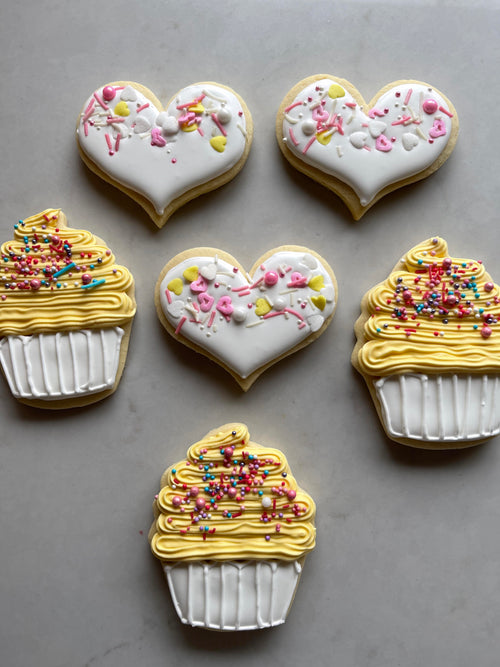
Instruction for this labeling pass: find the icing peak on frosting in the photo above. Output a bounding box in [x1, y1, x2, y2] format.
[150, 424, 316, 562]
[0, 209, 136, 336]
[354, 237, 500, 376]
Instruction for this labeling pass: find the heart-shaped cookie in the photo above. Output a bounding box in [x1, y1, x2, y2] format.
[155, 246, 338, 390]
[77, 81, 253, 227]
[276, 75, 458, 219]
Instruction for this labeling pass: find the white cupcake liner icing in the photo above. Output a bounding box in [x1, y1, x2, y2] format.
[0, 327, 124, 400]
[163, 560, 302, 631]
[375, 373, 500, 443]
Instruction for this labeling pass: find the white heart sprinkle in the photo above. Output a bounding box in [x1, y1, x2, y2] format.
[200, 263, 217, 281]
[349, 132, 368, 149]
[120, 86, 138, 102]
[167, 301, 185, 318]
[133, 117, 151, 134]
[307, 314, 324, 332]
[301, 254, 318, 270]
[368, 121, 387, 138]
[322, 286, 335, 302]
[402, 132, 419, 151]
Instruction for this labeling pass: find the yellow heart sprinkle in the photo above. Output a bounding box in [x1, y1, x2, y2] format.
[316, 131, 332, 146]
[183, 266, 199, 283]
[180, 122, 199, 132]
[328, 84, 345, 99]
[188, 103, 205, 114]
[210, 136, 227, 153]
[308, 275, 325, 292]
[255, 298, 272, 316]
[311, 295, 326, 311]
[167, 278, 184, 296]
[114, 101, 130, 117]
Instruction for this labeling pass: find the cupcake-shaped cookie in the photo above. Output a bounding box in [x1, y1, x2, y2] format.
[149, 423, 315, 630]
[0, 209, 136, 407]
[353, 237, 500, 448]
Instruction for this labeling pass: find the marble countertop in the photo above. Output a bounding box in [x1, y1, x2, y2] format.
[2, 2, 500, 666]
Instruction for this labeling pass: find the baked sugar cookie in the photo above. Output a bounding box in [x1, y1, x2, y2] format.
[352, 237, 500, 448]
[77, 81, 253, 227]
[276, 75, 458, 219]
[0, 209, 136, 408]
[149, 423, 316, 630]
[155, 246, 338, 390]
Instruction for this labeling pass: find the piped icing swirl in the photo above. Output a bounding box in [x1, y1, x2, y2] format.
[0, 209, 136, 336]
[150, 424, 316, 562]
[355, 238, 500, 376]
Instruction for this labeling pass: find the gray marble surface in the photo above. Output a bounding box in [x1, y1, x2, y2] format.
[1, 1, 500, 666]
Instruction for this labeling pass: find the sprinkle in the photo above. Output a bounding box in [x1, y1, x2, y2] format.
[81, 278, 106, 289]
[284, 100, 303, 113]
[439, 105, 453, 118]
[52, 262, 76, 279]
[302, 135, 316, 154]
[211, 112, 227, 137]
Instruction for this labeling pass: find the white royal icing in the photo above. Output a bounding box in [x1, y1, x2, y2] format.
[0, 328, 124, 400]
[77, 83, 248, 214]
[164, 560, 302, 630]
[375, 373, 500, 443]
[159, 250, 336, 379]
[281, 79, 454, 206]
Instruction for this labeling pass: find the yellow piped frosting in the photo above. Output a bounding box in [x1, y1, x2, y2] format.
[0, 209, 136, 336]
[354, 238, 500, 376]
[150, 423, 316, 562]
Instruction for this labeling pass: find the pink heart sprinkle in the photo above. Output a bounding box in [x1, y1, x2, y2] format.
[216, 295, 234, 316]
[151, 127, 166, 147]
[287, 271, 308, 288]
[190, 277, 208, 293]
[197, 292, 214, 312]
[375, 134, 393, 152]
[428, 119, 447, 138]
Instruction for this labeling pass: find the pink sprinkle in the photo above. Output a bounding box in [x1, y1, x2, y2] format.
[93, 91, 109, 110]
[368, 108, 385, 119]
[439, 105, 453, 118]
[284, 100, 303, 113]
[208, 310, 216, 328]
[298, 322, 307, 329]
[165, 288, 172, 304]
[237, 290, 251, 297]
[302, 135, 316, 154]
[345, 102, 357, 108]
[391, 115, 412, 126]
[136, 103, 150, 112]
[197, 126, 204, 137]
[175, 316, 187, 335]
[211, 113, 227, 137]
[284, 307, 304, 321]
[288, 128, 299, 146]
[82, 102, 95, 123]
[105, 133, 113, 155]
[115, 134, 121, 151]
[363, 144, 371, 151]
[84, 121, 89, 137]
[404, 88, 413, 106]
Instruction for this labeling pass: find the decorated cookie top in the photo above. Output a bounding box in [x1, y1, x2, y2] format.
[354, 238, 500, 376]
[278, 76, 457, 217]
[77, 81, 251, 225]
[0, 209, 136, 336]
[149, 423, 316, 562]
[156, 246, 337, 387]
